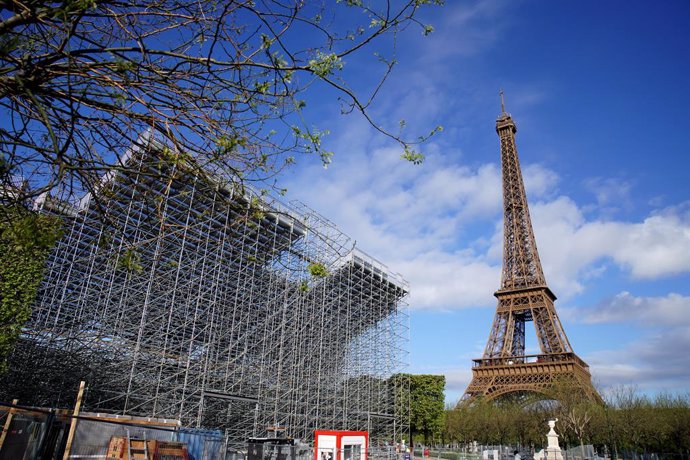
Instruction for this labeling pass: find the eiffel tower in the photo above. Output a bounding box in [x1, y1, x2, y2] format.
[463, 93, 600, 402]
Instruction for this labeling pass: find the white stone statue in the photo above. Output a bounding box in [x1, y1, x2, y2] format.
[544, 419, 563, 460]
[535, 419, 564, 460]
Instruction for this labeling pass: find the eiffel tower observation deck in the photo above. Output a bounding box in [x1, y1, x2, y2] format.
[463, 93, 601, 403]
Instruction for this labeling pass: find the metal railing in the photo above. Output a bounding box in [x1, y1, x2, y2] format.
[472, 353, 589, 369]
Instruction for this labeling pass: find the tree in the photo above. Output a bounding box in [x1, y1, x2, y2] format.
[0, 205, 62, 370]
[408, 374, 445, 446]
[0, 0, 443, 209]
[445, 387, 690, 455]
[603, 386, 690, 455]
[607, 385, 651, 452]
[657, 393, 690, 453]
[542, 378, 604, 450]
[445, 398, 545, 447]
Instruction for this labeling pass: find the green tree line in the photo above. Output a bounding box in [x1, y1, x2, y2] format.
[445, 388, 690, 455]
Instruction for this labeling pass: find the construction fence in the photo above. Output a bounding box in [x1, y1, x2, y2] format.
[0, 401, 222, 460]
[1, 402, 403, 460]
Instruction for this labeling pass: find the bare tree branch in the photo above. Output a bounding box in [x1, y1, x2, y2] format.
[1, 0, 444, 209]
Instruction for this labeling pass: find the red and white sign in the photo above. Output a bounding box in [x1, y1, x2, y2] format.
[314, 430, 368, 460]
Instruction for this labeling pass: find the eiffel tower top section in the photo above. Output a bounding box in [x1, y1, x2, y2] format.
[495, 90, 548, 295]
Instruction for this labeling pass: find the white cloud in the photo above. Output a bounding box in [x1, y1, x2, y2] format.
[587, 326, 690, 392]
[523, 163, 560, 199]
[529, 199, 690, 297]
[610, 211, 690, 278]
[570, 292, 690, 327]
[398, 251, 498, 310]
[288, 144, 504, 309]
[561, 292, 690, 392]
[583, 176, 633, 210]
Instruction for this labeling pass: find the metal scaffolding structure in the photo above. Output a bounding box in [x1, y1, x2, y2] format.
[1, 141, 410, 448]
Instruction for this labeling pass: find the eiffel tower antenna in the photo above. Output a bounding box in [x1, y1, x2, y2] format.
[463, 95, 601, 403]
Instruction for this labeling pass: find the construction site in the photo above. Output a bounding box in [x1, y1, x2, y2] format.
[0, 138, 411, 459]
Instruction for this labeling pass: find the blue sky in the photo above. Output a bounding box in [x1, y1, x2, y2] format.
[281, 1, 690, 403]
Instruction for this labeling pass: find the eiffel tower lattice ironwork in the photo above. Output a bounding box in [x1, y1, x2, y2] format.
[463, 92, 600, 402]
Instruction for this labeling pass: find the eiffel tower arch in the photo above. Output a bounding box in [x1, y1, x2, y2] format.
[463, 93, 601, 403]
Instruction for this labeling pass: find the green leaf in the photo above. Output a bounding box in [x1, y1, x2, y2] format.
[307, 262, 329, 278]
[401, 146, 425, 165]
[118, 247, 143, 273]
[308, 52, 344, 78]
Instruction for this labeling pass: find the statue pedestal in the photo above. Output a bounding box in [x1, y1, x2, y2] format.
[544, 447, 563, 460]
[535, 420, 564, 460]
